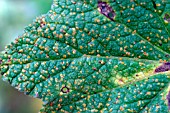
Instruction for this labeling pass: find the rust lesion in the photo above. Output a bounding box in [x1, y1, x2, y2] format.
[61, 85, 70, 93]
[154, 62, 170, 73]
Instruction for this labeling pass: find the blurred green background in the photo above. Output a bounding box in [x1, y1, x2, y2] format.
[0, 0, 52, 113]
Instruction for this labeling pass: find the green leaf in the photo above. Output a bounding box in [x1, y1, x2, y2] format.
[0, 0, 170, 112]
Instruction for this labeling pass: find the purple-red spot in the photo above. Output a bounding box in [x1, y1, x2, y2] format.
[155, 62, 170, 73]
[93, 67, 97, 70]
[98, 1, 115, 21]
[0, 59, 2, 65]
[164, 14, 170, 22]
[50, 102, 53, 106]
[48, 74, 51, 78]
[167, 91, 170, 110]
[165, 54, 169, 58]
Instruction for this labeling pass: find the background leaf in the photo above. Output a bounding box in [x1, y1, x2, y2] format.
[0, 0, 52, 113]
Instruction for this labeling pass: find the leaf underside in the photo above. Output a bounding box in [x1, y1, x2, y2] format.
[0, 0, 170, 113]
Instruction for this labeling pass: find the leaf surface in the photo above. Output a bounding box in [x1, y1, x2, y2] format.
[0, 0, 170, 112]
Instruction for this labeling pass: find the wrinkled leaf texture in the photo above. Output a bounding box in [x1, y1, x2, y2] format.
[0, 0, 170, 112]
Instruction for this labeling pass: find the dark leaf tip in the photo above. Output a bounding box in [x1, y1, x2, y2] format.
[167, 91, 170, 110]
[155, 62, 170, 73]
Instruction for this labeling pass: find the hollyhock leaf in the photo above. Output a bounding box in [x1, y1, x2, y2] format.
[0, 0, 170, 112]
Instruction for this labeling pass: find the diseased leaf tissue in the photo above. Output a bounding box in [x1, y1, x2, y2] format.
[0, 0, 170, 112]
